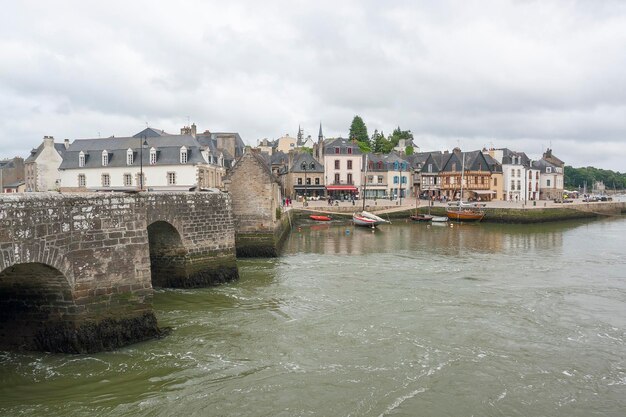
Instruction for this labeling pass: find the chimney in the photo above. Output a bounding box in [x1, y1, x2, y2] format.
[43, 135, 54, 148]
[64, 139, 70, 149]
[191, 123, 197, 138]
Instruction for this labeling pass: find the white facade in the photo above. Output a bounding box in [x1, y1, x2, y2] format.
[58, 134, 227, 191]
[59, 164, 201, 189]
[25, 136, 66, 192]
[385, 162, 411, 199]
[539, 166, 564, 199]
[324, 153, 363, 189]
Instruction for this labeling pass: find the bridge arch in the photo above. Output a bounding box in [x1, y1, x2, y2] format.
[147, 220, 188, 287]
[0, 262, 75, 351]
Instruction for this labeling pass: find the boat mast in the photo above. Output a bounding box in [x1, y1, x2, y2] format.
[460, 152, 465, 202]
[362, 153, 368, 211]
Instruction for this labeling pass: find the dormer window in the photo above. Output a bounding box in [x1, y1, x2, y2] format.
[102, 150, 109, 166]
[150, 147, 157, 165]
[546, 166, 552, 173]
[180, 146, 188, 164]
[347, 148, 352, 154]
[79, 151, 85, 167]
[310, 162, 315, 170]
[126, 148, 134, 165]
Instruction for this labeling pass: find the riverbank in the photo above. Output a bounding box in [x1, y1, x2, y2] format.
[288, 198, 626, 224]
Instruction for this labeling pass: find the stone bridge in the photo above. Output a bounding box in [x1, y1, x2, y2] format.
[0, 192, 237, 353]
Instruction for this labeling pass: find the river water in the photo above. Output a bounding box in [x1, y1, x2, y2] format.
[1, 217, 626, 416]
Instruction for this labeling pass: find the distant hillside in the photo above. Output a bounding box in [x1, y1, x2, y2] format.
[564, 166, 626, 190]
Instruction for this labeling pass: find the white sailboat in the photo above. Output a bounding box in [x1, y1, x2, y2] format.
[353, 154, 390, 227]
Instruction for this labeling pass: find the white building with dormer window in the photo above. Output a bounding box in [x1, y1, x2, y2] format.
[58, 127, 235, 192]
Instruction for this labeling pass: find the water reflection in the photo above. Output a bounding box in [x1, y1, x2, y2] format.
[285, 219, 592, 256]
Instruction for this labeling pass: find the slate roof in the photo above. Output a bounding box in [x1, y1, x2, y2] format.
[405, 152, 435, 170]
[270, 151, 289, 166]
[59, 135, 205, 169]
[440, 150, 491, 173]
[420, 152, 447, 173]
[483, 154, 503, 173]
[532, 158, 559, 173]
[498, 148, 531, 166]
[25, 142, 66, 163]
[290, 152, 324, 173]
[323, 137, 363, 155]
[133, 127, 171, 138]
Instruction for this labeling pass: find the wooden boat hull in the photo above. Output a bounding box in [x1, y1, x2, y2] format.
[309, 215, 332, 221]
[446, 209, 485, 222]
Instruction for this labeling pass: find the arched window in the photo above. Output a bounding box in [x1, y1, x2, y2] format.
[301, 162, 307, 170]
[180, 146, 188, 164]
[79, 151, 85, 167]
[126, 148, 134, 165]
[150, 147, 157, 165]
[102, 150, 109, 166]
[310, 162, 315, 170]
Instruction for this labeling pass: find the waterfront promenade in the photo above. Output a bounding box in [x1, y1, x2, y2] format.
[286, 195, 626, 214]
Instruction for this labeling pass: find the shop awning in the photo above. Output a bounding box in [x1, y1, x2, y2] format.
[326, 185, 358, 191]
[471, 190, 495, 195]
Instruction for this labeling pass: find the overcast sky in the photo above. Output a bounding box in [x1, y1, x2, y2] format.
[1, 0, 625, 170]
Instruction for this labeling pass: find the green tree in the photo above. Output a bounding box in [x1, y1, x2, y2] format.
[371, 130, 388, 153]
[405, 146, 414, 156]
[564, 165, 626, 190]
[387, 126, 413, 148]
[349, 115, 369, 147]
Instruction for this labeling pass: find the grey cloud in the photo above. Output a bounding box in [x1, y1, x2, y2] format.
[1, 0, 625, 171]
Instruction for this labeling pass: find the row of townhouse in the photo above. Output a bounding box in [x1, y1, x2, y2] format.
[410, 147, 565, 201]
[16, 125, 245, 192]
[267, 138, 565, 202]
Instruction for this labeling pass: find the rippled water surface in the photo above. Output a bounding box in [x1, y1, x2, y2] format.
[2, 218, 626, 416]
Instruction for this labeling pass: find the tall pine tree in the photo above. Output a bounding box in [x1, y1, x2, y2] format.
[349, 115, 370, 147]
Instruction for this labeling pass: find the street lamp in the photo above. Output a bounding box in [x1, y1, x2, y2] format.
[301, 161, 307, 206]
[139, 135, 148, 190]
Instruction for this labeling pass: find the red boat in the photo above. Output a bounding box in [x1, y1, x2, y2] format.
[309, 215, 332, 221]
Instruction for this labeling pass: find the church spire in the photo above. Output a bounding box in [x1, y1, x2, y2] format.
[318, 122, 323, 141]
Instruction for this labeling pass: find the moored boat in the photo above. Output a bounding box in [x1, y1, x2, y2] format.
[353, 212, 378, 227]
[353, 211, 389, 227]
[309, 214, 332, 221]
[431, 216, 448, 222]
[446, 208, 485, 222]
[410, 214, 433, 222]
